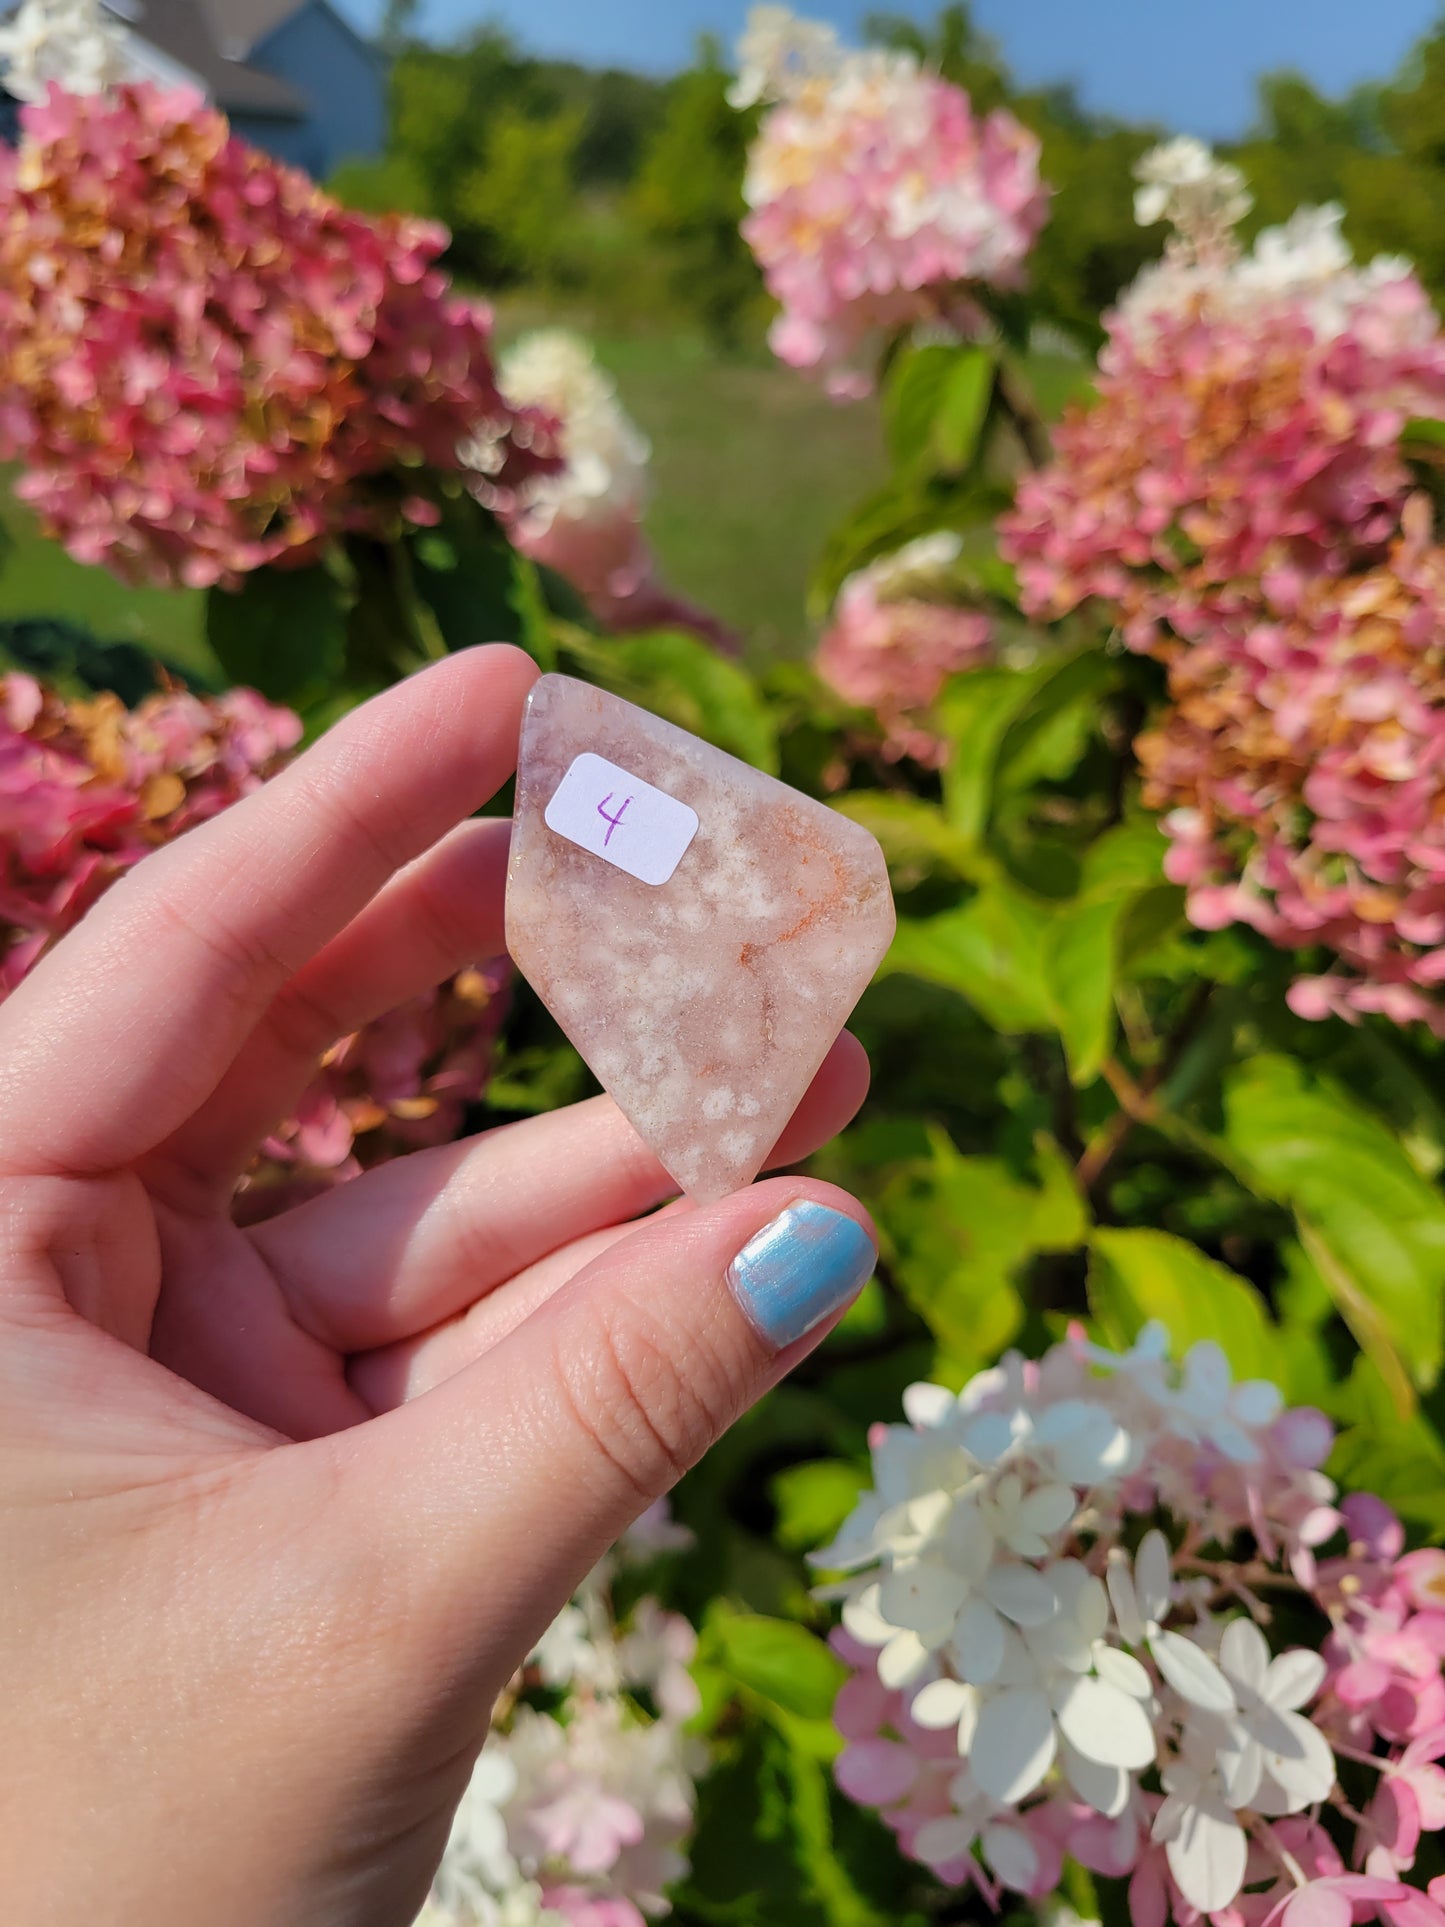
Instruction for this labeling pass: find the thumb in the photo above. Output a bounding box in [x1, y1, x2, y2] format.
[345, 1176, 876, 1681]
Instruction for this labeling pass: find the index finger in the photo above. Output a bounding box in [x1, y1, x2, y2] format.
[0, 646, 538, 1178]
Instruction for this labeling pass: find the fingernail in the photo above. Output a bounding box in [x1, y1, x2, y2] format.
[727, 1202, 877, 1352]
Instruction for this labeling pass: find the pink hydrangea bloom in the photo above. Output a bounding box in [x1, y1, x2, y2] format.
[736, 10, 1048, 394]
[0, 84, 558, 589]
[427, 1513, 700, 1927]
[0, 671, 299, 992]
[237, 960, 511, 1221]
[1001, 215, 1445, 652]
[1135, 513, 1445, 1030]
[998, 168, 1445, 1027]
[815, 533, 993, 765]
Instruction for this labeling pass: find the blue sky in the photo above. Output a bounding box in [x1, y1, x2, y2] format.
[333, 0, 1442, 138]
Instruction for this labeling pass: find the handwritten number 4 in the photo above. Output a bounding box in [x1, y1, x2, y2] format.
[597, 792, 632, 847]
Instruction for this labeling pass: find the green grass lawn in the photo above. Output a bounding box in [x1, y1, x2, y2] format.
[575, 328, 884, 658]
[0, 324, 882, 677]
[0, 475, 213, 677]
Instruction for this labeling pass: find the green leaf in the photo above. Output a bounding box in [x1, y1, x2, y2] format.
[714, 1614, 847, 1720]
[1041, 893, 1123, 1085]
[883, 343, 996, 481]
[681, 1714, 902, 1927]
[1224, 1056, 1445, 1400]
[1021, 346, 1097, 423]
[883, 883, 1054, 1033]
[568, 627, 779, 771]
[879, 1130, 1086, 1359]
[883, 342, 958, 472]
[933, 346, 997, 474]
[1088, 1228, 1278, 1383]
[1330, 1354, 1445, 1536]
[886, 872, 1129, 1082]
[934, 646, 1115, 843]
[989, 647, 1120, 801]
[407, 494, 534, 655]
[771, 1460, 869, 1554]
[1080, 816, 1173, 894]
[1402, 416, 1445, 450]
[206, 564, 347, 710]
[829, 792, 977, 888]
[682, 1721, 827, 1927]
[0, 616, 216, 703]
[807, 478, 931, 621]
[936, 666, 1053, 843]
[807, 477, 1011, 620]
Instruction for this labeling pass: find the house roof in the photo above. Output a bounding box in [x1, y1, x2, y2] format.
[197, 0, 306, 60]
[117, 0, 307, 117]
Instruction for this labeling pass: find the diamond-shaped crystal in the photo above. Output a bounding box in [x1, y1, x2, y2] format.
[506, 675, 895, 1202]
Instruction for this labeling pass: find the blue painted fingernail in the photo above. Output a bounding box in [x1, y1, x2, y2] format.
[727, 1202, 877, 1352]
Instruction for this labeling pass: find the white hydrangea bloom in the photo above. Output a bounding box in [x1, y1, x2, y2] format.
[426, 1746, 564, 1927]
[493, 329, 651, 539]
[530, 1603, 606, 1692]
[821, 1332, 1339, 1913]
[1119, 174, 1427, 350]
[1133, 136, 1252, 241]
[0, 0, 130, 101]
[425, 1507, 699, 1927]
[728, 3, 842, 108]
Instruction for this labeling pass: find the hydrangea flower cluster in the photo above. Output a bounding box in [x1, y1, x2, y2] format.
[237, 960, 512, 1222]
[0, 670, 300, 992]
[815, 533, 993, 766]
[733, 6, 1048, 396]
[0, 671, 511, 1209]
[0, 84, 557, 589]
[486, 330, 654, 614]
[998, 147, 1445, 1026]
[475, 329, 737, 652]
[1001, 183, 1445, 652]
[818, 1322, 1445, 1926]
[1135, 507, 1445, 1030]
[0, 0, 130, 103]
[420, 1503, 701, 1927]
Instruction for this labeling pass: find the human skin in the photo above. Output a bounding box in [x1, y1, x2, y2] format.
[0, 645, 876, 1926]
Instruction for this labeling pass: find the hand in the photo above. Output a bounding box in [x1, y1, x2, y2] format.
[0, 647, 877, 1927]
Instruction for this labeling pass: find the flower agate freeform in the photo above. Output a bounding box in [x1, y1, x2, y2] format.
[507, 675, 895, 1202]
[820, 1323, 1445, 1925]
[734, 5, 1048, 395]
[1000, 144, 1445, 1028]
[0, 85, 557, 589]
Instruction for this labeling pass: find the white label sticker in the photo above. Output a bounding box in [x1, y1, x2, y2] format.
[544, 752, 700, 887]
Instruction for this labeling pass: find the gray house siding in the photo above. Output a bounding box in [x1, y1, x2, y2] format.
[238, 0, 385, 180]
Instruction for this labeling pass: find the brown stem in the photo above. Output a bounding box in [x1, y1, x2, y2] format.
[1024, 1035, 1085, 1163]
[995, 363, 1052, 470]
[1174, 1554, 1306, 1595]
[1076, 980, 1217, 1199]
